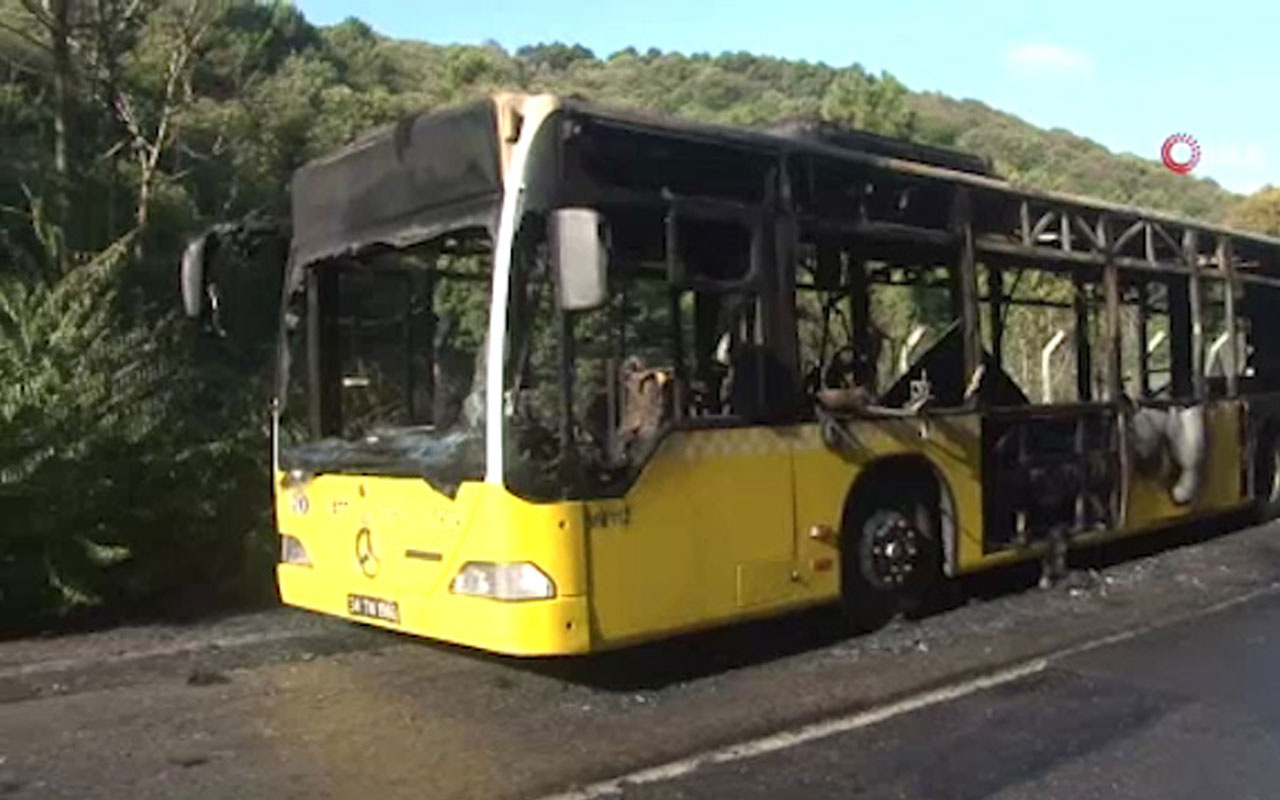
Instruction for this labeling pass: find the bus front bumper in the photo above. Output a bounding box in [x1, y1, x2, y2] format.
[277, 564, 593, 656]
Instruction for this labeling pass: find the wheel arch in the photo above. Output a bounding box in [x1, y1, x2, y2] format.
[840, 454, 958, 578]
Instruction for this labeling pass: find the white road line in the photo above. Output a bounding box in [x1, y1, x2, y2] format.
[535, 580, 1280, 800]
[535, 658, 1048, 800]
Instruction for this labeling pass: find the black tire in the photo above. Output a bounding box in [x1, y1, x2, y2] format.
[840, 482, 943, 633]
[1255, 433, 1280, 521]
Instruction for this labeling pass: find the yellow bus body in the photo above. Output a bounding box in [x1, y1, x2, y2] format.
[270, 92, 1266, 656]
[276, 400, 1248, 656]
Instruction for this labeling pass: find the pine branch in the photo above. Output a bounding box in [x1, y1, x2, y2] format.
[14, 0, 54, 31]
[0, 17, 53, 55]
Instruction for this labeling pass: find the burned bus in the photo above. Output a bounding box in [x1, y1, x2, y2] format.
[182, 92, 1280, 655]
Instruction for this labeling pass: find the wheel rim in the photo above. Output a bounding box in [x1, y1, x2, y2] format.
[860, 509, 924, 591]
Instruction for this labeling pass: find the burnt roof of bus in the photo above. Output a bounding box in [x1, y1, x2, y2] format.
[765, 120, 994, 176]
[289, 99, 502, 267]
[557, 97, 992, 175]
[287, 95, 997, 266]
[558, 97, 1280, 252]
[287, 94, 1280, 268]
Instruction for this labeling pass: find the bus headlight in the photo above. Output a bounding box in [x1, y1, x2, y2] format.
[449, 562, 556, 601]
[280, 534, 312, 567]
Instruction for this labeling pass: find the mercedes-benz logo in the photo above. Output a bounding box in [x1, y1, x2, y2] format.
[354, 527, 379, 577]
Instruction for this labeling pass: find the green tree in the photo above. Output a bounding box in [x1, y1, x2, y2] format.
[1228, 186, 1280, 236]
[516, 42, 595, 72]
[0, 0, 279, 631]
[820, 68, 916, 138]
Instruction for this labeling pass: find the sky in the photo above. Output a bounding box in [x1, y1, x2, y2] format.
[294, 0, 1279, 195]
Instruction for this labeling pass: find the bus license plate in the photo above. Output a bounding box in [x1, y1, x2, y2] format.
[347, 594, 399, 623]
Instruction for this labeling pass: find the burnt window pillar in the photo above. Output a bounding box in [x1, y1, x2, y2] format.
[1168, 276, 1193, 399]
[1184, 230, 1206, 400]
[949, 189, 981, 390]
[1073, 275, 1092, 402]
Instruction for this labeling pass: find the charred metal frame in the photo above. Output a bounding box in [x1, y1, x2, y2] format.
[557, 115, 786, 431]
[274, 95, 1280, 528]
[522, 102, 1280, 520]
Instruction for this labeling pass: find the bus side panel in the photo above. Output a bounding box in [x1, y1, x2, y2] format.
[1124, 400, 1247, 531]
[586, 427, 796, 645]
[790, 414, 986, 578]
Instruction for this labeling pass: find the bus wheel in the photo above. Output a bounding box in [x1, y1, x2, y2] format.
[1256, 434, 1280, 520]
[840, 486, 941, 632]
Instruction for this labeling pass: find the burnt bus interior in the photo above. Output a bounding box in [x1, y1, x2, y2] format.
[298, 231, 493, 440]
[540, 103, 1280, 549]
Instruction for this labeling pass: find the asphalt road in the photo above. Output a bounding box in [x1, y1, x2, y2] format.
[2, 515, 1280, 800]
[591, 590, 1280, 800]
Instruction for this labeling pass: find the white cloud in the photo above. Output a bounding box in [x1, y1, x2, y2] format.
[1004, 43, 1096, 78]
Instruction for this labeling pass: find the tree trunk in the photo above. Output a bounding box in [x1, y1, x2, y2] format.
[45, 0, 72, 272]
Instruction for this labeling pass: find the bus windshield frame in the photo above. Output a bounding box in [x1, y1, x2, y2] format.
[276, 229, 493, 494]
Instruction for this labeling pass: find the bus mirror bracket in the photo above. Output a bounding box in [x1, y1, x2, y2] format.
[551, 208, 609, 312]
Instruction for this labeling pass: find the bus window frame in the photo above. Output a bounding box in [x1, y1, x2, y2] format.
[546, 103, 1280, 504]
[531, 121, 801, 497]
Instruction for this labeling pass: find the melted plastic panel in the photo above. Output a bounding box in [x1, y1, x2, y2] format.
[290, 100, 502, 266]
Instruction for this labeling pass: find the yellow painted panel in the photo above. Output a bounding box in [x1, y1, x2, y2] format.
[279, 563, 591, 655]
[737, 560, 798, 608]
[584, 415, 987, 648]
[586, 427, 797, 643]
[1126, 401, 1246, 531]
[276, 474, 588, 655]
[789, 415, 985, 576]
[275, 404, 1249, 655]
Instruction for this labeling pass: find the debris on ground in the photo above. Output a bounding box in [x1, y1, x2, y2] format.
[166, 754, 210, 768]
[186, 669, 230, 687]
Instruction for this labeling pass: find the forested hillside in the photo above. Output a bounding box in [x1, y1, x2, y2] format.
[1, 0, 1276, 632]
